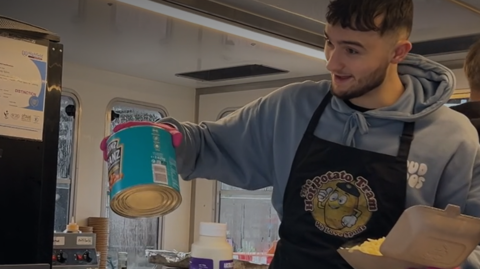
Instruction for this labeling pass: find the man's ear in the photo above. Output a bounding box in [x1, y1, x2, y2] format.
[391, 40, 412, 64]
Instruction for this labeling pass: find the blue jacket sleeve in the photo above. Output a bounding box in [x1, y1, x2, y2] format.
[158, 86, 293, 190]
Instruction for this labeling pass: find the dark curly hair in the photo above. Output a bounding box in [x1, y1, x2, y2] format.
[326, 0, 414, 37]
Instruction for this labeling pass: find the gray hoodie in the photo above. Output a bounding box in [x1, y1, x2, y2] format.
[160, 53, 480, 269]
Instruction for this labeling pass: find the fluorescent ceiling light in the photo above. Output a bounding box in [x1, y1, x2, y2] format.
[117, 0, 326, 60]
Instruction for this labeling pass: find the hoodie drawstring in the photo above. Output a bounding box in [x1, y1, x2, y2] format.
[342, 112, 370, 146]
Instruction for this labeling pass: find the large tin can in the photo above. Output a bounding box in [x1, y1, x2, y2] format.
[106, 123, 181, 218]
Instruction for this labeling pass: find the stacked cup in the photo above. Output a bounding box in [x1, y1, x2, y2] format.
[88, 217, 109, 269]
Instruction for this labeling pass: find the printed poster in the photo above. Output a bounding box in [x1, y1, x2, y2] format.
[0, 35, 48, 141]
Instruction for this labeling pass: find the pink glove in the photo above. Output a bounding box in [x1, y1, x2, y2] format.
[100, 121, 183, 161]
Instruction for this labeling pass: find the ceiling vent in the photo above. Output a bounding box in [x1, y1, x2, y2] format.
[410, 33, 480, 56]
[176, 64, 288, 81]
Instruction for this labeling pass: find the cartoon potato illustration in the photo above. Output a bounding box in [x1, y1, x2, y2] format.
[317, 182, 362, 230]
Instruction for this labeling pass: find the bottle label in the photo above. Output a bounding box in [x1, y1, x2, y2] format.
[190, 258, 233, 269]
[220, 260, 234, 268]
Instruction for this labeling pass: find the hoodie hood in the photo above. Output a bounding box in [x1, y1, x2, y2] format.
[331, 53, 456, 120]
[329, 53, 456, 146]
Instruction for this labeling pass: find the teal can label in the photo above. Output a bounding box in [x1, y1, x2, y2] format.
[106, 125, 180, 217]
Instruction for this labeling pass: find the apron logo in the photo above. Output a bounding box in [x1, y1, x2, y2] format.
[300, 171, 378, 238]
[407, 160, 428, 189]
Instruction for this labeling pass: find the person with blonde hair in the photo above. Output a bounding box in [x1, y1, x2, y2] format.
[451, 39, 480, 136]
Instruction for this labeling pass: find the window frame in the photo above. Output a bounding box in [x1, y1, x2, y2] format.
[101, 98, 168, 249]
[58, 89, 80, 224]
[451, 88, 470, 99]
[445, 88, 470, 107]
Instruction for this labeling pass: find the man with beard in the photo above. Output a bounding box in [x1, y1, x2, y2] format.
[451, 39, 480, 138]
[101, 0, 480, 268]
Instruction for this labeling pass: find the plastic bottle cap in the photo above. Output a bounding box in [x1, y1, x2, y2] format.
[199, 222, 227, 237]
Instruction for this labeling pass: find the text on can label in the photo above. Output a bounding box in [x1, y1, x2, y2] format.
[76, 236, 93, 245]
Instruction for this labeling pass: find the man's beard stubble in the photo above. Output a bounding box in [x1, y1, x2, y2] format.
[331, 61, 389, 100]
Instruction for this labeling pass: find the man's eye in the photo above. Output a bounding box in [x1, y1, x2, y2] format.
[347, 48, 358, 54]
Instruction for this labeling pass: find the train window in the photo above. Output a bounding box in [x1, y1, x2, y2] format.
[445, 98, 469, 107]
[446, 89, 470, 107]
[55, 95, 78, 232]
[107, 102, 166, 269]
[216, 109, 280, 253]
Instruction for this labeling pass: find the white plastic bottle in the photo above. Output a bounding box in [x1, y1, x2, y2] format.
[190, 222, 233, 269]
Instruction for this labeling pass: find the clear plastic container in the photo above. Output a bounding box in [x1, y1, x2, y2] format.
[190, 222, 233, 269]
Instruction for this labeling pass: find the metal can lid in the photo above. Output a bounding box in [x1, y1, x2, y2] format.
[111, 184, 182, 218]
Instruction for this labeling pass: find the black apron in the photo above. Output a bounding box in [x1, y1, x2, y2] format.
[270, 92, 414, 269]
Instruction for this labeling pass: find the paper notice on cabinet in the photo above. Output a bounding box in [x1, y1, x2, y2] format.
[0, 35, 48, 141]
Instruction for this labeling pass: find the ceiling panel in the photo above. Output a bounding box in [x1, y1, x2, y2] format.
[210, 0, 480, 42]
[449, 0, 480, 12]
[0, 0, 477, 89]
[0, 0, 326, 87]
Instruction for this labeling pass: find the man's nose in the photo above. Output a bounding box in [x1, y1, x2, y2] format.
[326, 50, 344, 73]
